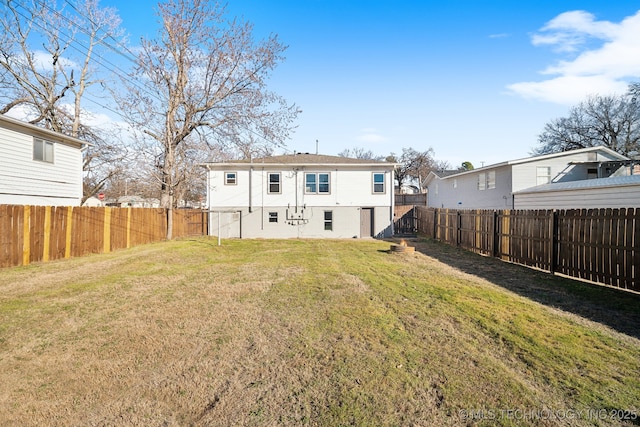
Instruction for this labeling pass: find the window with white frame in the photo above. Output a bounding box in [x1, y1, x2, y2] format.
[305, 172, 330, 194]
[536, 167, 551, 185]
[372, 173, 385, 193]
[224, 172, 237, 185]
[478, 172, 486, 190]
[324, 210, 333, 231]
[268, 173, 281, 194]
[33, 138, 54, 163]
[487, 171, 496, 189]
[268, 212, 278, 223]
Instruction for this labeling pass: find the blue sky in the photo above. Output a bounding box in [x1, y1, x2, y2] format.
[103, 0, 640, 167]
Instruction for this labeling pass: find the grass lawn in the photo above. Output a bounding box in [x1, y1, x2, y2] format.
[0, 237, 639, 426]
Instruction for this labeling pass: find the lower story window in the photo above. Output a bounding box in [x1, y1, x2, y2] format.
[324, 210, 333, 231]
[269, 212, 278, 223]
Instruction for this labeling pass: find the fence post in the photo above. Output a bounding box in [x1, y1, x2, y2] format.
[103, 207, 111, 253]
[550, 209, 558, 274]
[433, 208, 438, 240]
[65, 206, 73, 258]
[22, 205, 30, 266]
[456, 210, 461, 246]
[492, 210, 498, 258]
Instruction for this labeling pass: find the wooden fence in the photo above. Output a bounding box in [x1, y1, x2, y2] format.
[395, 193, 427, 206]
[0, 205, 208, 268]
[413, 206, 639, 293]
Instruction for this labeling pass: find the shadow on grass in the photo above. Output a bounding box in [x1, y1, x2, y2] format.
[392, 237, 640, 341]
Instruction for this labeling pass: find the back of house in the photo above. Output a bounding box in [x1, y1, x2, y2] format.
[203, 153, 397, 239]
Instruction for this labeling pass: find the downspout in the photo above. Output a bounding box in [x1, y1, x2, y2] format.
[390, 169, 395, 236]
[249, 165, 253, 213]
[206, 166, 212, 236]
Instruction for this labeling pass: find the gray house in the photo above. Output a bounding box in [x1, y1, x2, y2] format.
[513, 172, 640, 209]
[202, 153, 397, 239]
[425, 147, 629, 209]
[0, 114, 88, 206]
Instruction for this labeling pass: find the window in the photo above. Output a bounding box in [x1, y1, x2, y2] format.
[324, 211, 333, 231]
[269, 212, 278, 223]
[305, 173, 330, 194]
[536, 167, 551, 185]
[225, 172, 237, 185]
[487, 171, 496, 189]
[305, 173, 316, 193]
[33, 138, 54, 163]
[478, 173, 486, 190]
[268, 173, 281, 194]
[478, 171, 496, 190]
[372, 173, 385, 194]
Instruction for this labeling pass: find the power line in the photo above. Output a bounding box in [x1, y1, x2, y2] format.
[7, 0, 288, 149]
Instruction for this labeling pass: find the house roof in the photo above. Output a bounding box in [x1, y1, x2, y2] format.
[202, 152, 396, 168]
[0, 114, 90, 149]
[425, 146, 629, 185]
[514, 175, 640, 194]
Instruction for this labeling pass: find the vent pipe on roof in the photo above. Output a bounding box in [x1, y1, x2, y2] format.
[316, 139, 319, 155]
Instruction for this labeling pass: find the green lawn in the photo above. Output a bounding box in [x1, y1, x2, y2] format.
[0, 237, 638, 426]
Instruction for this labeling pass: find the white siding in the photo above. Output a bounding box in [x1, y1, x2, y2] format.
[0, 125, 83, 206]
[206, 163, 394, 238]
[427, 165, 513, 209]
[514, 185, 640, 209]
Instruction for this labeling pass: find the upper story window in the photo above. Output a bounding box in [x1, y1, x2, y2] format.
[305, 172, 330, 194]
[224, 172, 237, 185]
[372, 172, 385, 194]
[536, 166, 551, 185]
[33, 138, 54, 163]
[478, 171, 496, 190]
[487, 171, 496, 189]
[478, 173, 486, 190]
[268, 173, 281, 194]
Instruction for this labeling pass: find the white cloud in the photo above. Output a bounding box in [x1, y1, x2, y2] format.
[508, 9, 640, 105]
[31, 50, 78, 71]
[356, 128, 387, 143]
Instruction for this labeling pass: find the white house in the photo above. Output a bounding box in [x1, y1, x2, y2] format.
[202, 153, 397, 239]
[425, 147, 629, 209]
[0, 114, 88, 206]
[513, 171, 640, 209]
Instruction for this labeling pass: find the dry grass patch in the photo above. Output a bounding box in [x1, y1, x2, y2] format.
[0, 237, 639, 426]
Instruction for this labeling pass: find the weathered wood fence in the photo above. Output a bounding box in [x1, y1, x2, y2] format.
[412, 206, 639, 293]
[395, 193, 427, 206]
[0, 205, 208, 268]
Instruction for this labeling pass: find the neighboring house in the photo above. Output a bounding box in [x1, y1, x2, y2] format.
[425, 146, 629, 209]
[0, 114, 88, 206]
[513, 172, 640, 209]
[106, 195, 161, 208]
[82, 196, 103, 207]
[202, 153, 397, 238]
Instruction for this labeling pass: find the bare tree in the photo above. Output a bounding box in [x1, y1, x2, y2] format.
[117, 0, 299, 238]
[0, 0, 127, 202]
[534, 87, 640, 158]
[338, 147, 384, 160]
[387, 148, 449, 193]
